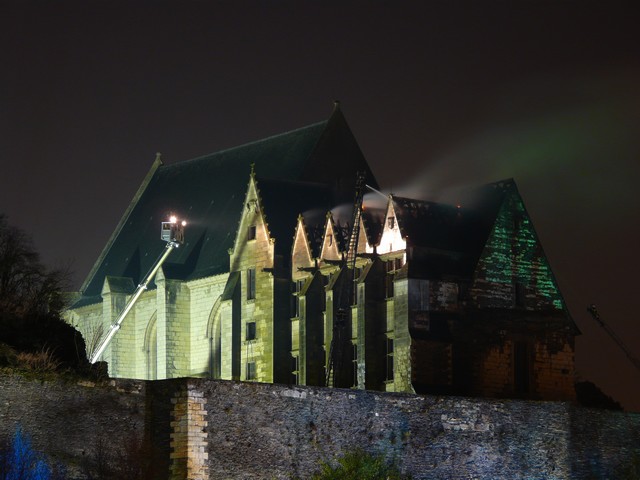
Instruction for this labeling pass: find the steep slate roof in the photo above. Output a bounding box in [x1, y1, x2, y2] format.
[255, 177, 333, 256]
[77, 106, 378, 303]
[393, 179, 515, 278]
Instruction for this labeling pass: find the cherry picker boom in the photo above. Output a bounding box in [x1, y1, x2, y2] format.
[587, 304, 640, 374]
[89, 216, 186, 364]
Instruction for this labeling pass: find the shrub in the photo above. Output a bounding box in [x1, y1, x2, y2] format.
[310, 449, 410, 480]
[16, 348, 61, 373]
[0, 343, 18, 367]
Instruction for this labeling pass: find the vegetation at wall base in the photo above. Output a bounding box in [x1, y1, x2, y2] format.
[307, 449, 411, 480]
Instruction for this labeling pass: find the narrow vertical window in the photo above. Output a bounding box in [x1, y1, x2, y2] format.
[292, 279, 304, 317]
[395, 257, 403, 270]
[385, 273, 394, 298]
[246, 361, 256, 380]
[352, 344, 358, 387]
[247, 268, 256, 300]
[514, 341, 530, 395]
[388, 216, 395, 229]
[248, 225, 256, 240]
[291, 355, 299, 385]
[246, 321, 256, 341]
[352, 270, 360, 305]
[320, 275, 328, 311]
[386, 337, 394, 381]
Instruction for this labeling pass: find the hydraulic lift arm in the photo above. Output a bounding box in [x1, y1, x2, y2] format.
[587, 304, 640, 373]
[89, 217, 186, 364]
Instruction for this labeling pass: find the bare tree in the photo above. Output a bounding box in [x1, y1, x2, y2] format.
[0, 215, 68, 317]
[0, 214, 86, 369]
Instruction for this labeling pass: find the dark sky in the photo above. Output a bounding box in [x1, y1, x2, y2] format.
[2, 1, 639, 410]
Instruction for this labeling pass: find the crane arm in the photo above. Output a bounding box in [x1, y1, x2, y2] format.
[587, 304, 640, 373]
[89, 217, 185, 364]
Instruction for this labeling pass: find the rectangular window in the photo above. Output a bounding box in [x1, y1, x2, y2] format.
[246, 322, 256, 341]
[320, 275, 327, 311]
[292, 279, 305, 317]
[248, 225, 256, 241]
[352, 344, 358, 387]
[294, 294, 301, 318]
[291, 355, 299, 385]
[385, 273, 395, 298]
[246, 361, 256, 380]
[386, 337, 394, 381]
[247, 268, 256, 300]
[388, 216, 395, 229]
[514, 341, 530, 394]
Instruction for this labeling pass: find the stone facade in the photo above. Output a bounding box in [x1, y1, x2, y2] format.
[64, 113, 576, 404]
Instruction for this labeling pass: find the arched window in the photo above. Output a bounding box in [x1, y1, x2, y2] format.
[143, 312, 157, 380]
[206, 297, 223, 379]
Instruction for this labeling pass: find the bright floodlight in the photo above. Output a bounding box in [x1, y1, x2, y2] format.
[161, 215, 186, 244]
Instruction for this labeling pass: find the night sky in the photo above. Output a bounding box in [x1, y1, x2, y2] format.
[2, 1, 639, 410]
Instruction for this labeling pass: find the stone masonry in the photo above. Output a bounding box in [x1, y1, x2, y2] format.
[1, 373, 639, 479]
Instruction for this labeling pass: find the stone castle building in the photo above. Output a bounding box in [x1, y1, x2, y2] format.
[66, 105, 578, 401]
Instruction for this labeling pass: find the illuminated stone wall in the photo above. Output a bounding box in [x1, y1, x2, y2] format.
[65, 270, 228, 381]
[0, 374, 147, 479]
[1, 374, 639, 480]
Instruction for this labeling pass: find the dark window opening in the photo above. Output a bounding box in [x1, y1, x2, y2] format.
[385, 274, 395, 298]
[352, 344, 358, 387]
[248, 225, 256, 240]
[395, 257, 403, 270]
[292, 279, 305, 317]
[386, 337, 394, 381]
[247, 268, 256, 300]
[514, 341, 530, 394]
[291, 355, 299, 385]
[246, 322, 256, 341]
[388, 216, 395, 229]
[246, 361, 256, 380]
[351, 269, 361, 305]
[320, 275, 328, 311]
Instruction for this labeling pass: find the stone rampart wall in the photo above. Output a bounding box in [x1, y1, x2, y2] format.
[0, 373, 146, 478]
[1, 373, 639, 479]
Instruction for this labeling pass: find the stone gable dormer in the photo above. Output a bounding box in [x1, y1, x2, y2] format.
[229, 167, 274, 273]
[319, 212, 341, 262]
[377, 196, 406, 256]
[292, 215, 314, 281]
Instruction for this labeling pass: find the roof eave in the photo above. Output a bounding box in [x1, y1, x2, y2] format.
[80, 154, 164, 294]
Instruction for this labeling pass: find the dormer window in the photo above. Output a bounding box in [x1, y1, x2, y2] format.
[248, 225, 256, 241]
[388, 216, 395, 229]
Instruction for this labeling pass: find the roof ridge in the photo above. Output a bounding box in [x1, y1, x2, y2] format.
[162, 120, 329, 168]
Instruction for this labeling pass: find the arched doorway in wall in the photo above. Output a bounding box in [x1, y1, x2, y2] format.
[143, 312, 158, 380]
[206, 297, 223, 379]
